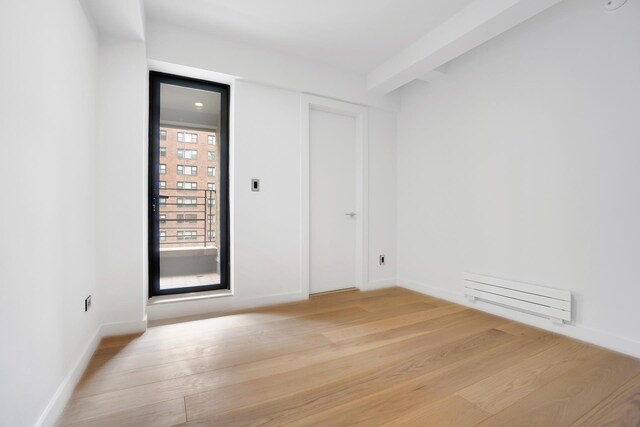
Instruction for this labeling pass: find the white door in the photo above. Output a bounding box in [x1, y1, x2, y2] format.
[310, 108, 357, 294]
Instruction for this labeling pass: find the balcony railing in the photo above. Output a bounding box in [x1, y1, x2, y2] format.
[159, 189, 217, 249]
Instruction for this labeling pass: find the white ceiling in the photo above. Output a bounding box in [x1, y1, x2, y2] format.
[144, 0, 476, 73]
[160, 84, 220, 130]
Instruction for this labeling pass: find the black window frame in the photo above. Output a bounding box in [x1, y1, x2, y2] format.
[148, 71, 230, 297]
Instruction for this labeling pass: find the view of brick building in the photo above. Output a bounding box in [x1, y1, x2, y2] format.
[158, 126, 219, 249]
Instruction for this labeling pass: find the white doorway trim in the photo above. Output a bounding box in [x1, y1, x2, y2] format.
[300, 94, 369, 297]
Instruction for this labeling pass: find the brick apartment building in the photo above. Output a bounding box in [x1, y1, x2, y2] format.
[158, 126, 220, 249]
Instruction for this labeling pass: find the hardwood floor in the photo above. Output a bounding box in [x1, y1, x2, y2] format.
[58, 287, 640, 426]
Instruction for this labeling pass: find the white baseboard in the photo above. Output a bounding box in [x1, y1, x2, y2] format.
[35, 319, 148, 427]
[101, 319, 148, 336]
[35, 327, 102, 427]
[398, 277, 640, 360]
[147, 290, 308, 321]
[365, 278, 397, 290]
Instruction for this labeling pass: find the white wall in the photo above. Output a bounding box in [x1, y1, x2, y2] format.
[148, 79, 398, 319]
[95, 38, 149, 332]
[232, 82, 304, 300]
[368, 108, 398, 287]
[145, 21, 400, 112]
[148, 80, 307, 320]
[145, 20, 398, 320]
[397, 0, 640, 356]
[0, 0, 101, 425]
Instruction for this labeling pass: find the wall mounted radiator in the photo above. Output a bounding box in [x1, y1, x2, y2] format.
[463, 273, 572, 325]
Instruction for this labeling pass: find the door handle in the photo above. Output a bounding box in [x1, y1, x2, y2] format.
[345, 212, 356, 218]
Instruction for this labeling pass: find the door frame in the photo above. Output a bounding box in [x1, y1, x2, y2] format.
[300, 94, 369, 296]
[148, 71, 231, 297]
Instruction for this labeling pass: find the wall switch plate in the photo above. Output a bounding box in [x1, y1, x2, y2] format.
[379, 255, 386, 265]
[85, 295, 92, 312]
[251, 179, 260, 192]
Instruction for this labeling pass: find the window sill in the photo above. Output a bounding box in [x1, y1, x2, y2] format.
[148, 289, 233, 305]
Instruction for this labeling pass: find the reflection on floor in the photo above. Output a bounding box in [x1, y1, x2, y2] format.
[59, 287, 640, 426]
[160, 273, 220, 290]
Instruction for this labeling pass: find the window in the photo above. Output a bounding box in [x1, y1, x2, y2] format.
[177, 197, 198, 208]
[177, 214, 197, 224]
[149, 71, 230, 297]
[177, 230, 198, 241]
[208, 198, 216, 207]
[177, 132, 198, 143]
[160, 231, 166, 241]
[177, 149, 198, 160]
[177, 165, 197, 176]
[177, 181, 197, 191]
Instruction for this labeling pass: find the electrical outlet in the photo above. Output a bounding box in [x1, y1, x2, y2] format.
[379, 254, 386, 265]
[85, 295, 92, 312]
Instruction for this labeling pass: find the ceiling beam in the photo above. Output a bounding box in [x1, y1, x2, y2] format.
[418, 65, 447, 83]
[367, 0, 563, 94]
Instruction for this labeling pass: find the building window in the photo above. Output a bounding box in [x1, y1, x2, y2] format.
[160, 181, 166, 189]
[208, 198, 216, 207]
[160, 130, 167, 141]
[160, 231, 166, 241]
[177, 132, 198, 143]
[207, 167, 215, 177]
[177, 214, 197, 224]
[207, 183, 216, 191]
[208, 214, 215, 224]
[177, 197, 198, 208]
[177, 165, 197, 176]
[177, 230, 198, 241]
[177, 181, 197, 191]
[159, 197, 167, 208]
[160, 214, 166, 225]
[207, 230, 216, 241]
[208, 134, 216, 145]
[159, 164, 167, 174]
[177, 149, 198, 160]
[207, 151, 215, 161]
[160, 147, 166, 157]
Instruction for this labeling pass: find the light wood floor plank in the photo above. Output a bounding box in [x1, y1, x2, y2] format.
[56, 288, 640, 427]
[381, 395, 491, 427]
[58, 398, 185, 427]
[475, 352, 640, 426]
[182, 315, 521, 422]
[63, 309, 498, 424]
[570, 373, 640, 426]
[322, 303, 468, 343]
[183, 327, 516, 424]
[75, 303, 438, 398]
[456, 339, 603, 414]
